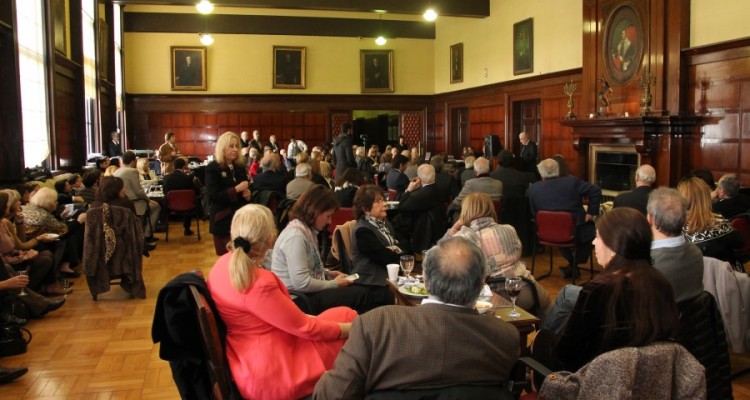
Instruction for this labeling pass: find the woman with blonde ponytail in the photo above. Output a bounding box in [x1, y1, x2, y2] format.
[207, 204, 356, 400]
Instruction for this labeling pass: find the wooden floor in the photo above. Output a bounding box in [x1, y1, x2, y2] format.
[2, 221, 749, 399]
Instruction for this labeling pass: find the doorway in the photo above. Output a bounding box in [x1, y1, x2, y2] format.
[511, 99, 541, 164]
[450, 106, 469, 156]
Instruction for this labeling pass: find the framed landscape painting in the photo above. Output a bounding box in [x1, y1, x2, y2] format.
[513, 18, 533, 75]
[273, 46, 306, 89]
[171, 46, 207, 91]
[360, 49, 394, 93]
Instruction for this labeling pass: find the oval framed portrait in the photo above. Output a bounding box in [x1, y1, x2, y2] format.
[603, 4, 644, 85]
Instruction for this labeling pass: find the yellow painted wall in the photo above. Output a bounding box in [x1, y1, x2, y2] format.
[691, 0, 750, 47]
[433, 0, 582, 94]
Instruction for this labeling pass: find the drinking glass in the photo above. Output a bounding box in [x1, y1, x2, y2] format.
[400, 255, 415, 280]
[504, 277, 522, 318]
[17, 270, 29, 296]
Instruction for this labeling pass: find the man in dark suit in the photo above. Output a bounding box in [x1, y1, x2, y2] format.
[490, 150, 532, 199]
[333, 123, 356, 177]
[430, 155, 458, 202]
[393, 164, 447, 252]
[267, 134, 281, 154]
[314, 236, 519, 399]
[613, 164, 656, 215]
[386, 154, 410, 198]
[713, 173, 750, 219]
[108, 132, 123, 157]
[529, 158, 602, 278]
[250, 153, 287, 195]
[519, 131, 538, 173]
[162, 157, 200, 236]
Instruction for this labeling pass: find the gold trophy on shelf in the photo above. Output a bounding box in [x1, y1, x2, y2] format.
[564, 80, 577, 119]
[639, 70, 655, 116]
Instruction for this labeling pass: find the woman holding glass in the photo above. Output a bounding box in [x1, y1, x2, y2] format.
[350, 184, 406, 307]
[554, 207, 679, 372]
[206, 131, 252, 255]
[208, 204, 356, 399]
[0, 191, 65, 296]
[271, 185, 372, 314]
[445, 192, 551, 316]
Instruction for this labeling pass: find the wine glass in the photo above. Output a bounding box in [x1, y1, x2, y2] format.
[17, 270, 29, 296]
[504, 277, 522, 318]
[400, 255, 415, 280]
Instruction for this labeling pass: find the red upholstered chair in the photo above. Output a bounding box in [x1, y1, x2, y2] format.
[387, 189, 398, 201]
[165, 190, 201, 242]
[730, 214, 750, 268]
[531, 210, 594, 285]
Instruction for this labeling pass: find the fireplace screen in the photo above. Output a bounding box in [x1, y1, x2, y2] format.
[589, 145, 640, 197]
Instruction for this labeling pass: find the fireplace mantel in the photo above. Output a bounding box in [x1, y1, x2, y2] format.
[560, 115, 703, 187]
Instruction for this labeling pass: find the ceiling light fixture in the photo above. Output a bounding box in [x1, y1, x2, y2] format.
[196, 0, 214, 14]
[375, 13, 387, 46]
[423, 8, 437, 21]
[199, 33, 214, 45]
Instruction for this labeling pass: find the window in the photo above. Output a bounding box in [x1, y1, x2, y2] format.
[16, 0, 50, 168]
[82, 0, 99, 155]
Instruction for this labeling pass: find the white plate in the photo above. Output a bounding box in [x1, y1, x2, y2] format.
[398, 285, 428, 298]
[45, 233, 60, 240]
[475, 300, 493, 314]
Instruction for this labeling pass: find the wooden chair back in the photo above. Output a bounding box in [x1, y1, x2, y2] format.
[189, 285, 231, 400]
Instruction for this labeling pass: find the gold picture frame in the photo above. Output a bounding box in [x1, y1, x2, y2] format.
[360, 49, 394, 93]
[273, 46, 306, 89]
[513, 18, 533, 75]
[171, 46, 207, 91]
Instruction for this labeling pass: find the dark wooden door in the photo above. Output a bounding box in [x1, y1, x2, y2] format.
[512, 99, 541, 159]
[449, 106, 469, 157]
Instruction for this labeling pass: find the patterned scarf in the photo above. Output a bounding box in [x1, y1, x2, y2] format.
[285, 219, 325, 280]
[365, 215, 396, 246]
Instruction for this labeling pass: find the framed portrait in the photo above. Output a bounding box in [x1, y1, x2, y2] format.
[603, 4, 644, 85]
[513, 18, 533, 75]
[273, 46, 306, 89]
[171, 46, 207, 91]
[52, 0, 67, 56]
[450, 43, 463, 84]
[360, 49, 394, 93]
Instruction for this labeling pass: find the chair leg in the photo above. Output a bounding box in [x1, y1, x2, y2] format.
[571, 249, 579, 285]
[534, 245, 553, 281]
[196, 211, 201, 240]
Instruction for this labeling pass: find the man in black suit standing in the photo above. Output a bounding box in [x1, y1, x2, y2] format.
[162, 158, 200, 236]
[490, 150, 531, 199]
[333, 123, 356, 177]
[108, 132, 123, 157]
[613, 164, 656, 215]
[519, 132, 538, 173]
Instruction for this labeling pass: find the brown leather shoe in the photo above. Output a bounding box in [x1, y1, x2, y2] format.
[44, 284, 73, 297]
[45, 297, 66, 313]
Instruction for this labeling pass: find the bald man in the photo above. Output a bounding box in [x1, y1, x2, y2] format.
[613, 164, 656, 215]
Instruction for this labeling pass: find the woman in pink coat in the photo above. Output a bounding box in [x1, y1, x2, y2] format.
[208, 204, 356, 399]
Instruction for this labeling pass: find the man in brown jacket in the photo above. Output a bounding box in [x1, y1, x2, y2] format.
[314, 236, 519, 399]
[158, 131, 180, 174]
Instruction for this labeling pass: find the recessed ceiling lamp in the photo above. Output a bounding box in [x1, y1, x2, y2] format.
[423, 8, 438, 21]
[196, 0, 214, 14]
[375, 12, 387, 46]
[199, 33, 214, 45]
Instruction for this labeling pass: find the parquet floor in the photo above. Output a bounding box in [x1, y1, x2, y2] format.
[1, 221, 748, 399]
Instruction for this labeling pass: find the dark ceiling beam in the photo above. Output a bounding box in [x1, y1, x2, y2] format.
[124, 12, 436, 39]
[116, 0, 490, 18]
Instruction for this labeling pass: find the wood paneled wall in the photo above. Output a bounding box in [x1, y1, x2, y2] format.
[685, 38, 750, 185]
[125, 95, 431, 159]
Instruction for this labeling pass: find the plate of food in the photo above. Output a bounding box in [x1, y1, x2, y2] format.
[399, 284, 428, 298]
[475, 300, 493, 314]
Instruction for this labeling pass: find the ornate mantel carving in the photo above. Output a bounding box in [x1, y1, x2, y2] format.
[560, 116, 703, 187]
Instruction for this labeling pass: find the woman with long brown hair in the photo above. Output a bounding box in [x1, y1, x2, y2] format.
[555, 207, 679, 371]
[677, 176, 742, 264]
